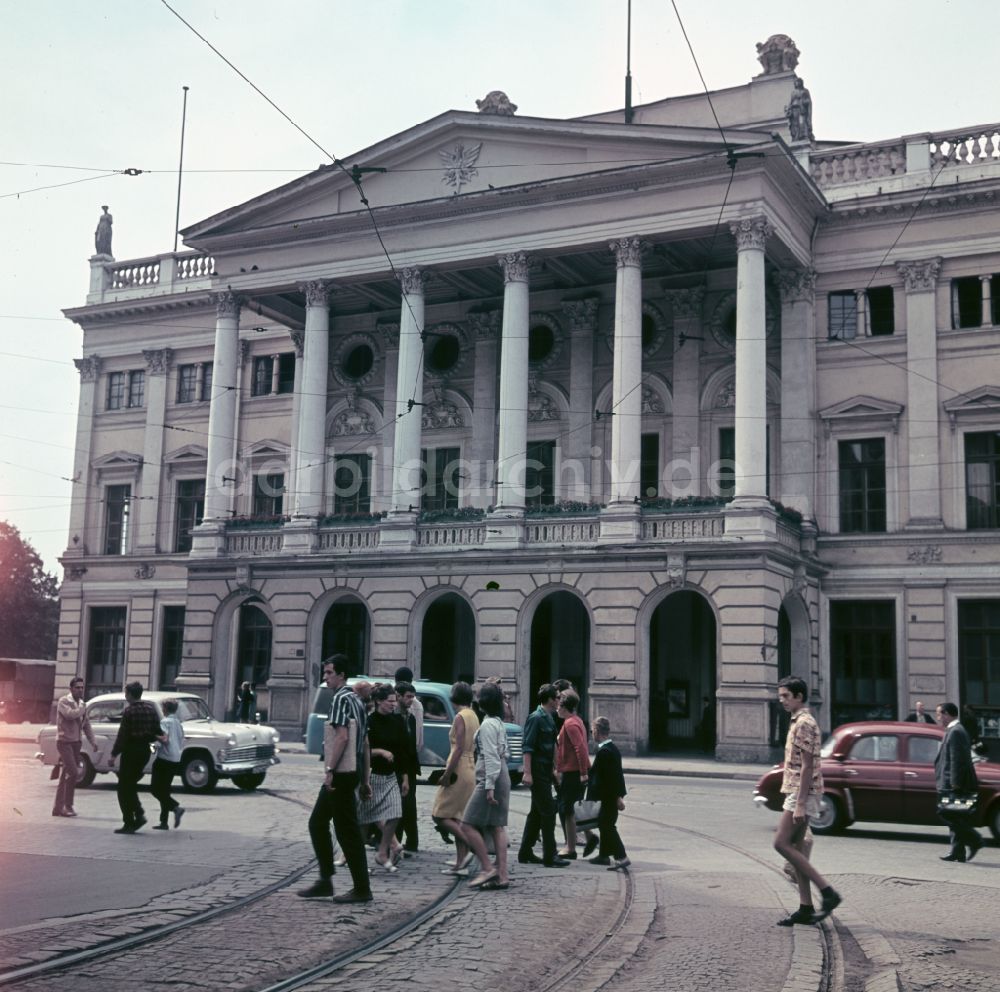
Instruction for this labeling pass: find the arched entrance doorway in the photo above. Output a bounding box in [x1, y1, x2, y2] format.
[235, 603, 272, 720]
[529, 591, 590, 716]
[420, 593, 476, 685]
[321, 598, 370, 675]
[648, 591, 716, 752]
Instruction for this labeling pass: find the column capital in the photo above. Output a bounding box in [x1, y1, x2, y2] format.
[561, 297, 600, 333]
[468, 310, 501, 340]
[498, 252, 531, 283]
[895, 257, 943, 293]
[74, 354, 102, 382]
[142, 347, 174, 376]
[378, 321, 400, 349]
[397, 267, 429, 296]
[729, 217, 772, 252]
[663, 286, 706, 319]
[289, 330, 304, 358]
[214, 290, 243, 319]
[773, 267, 817, 305]
[609, 237, 645, 268]
[300, 280, 332, 308]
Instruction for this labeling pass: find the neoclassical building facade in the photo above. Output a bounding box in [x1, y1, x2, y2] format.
[58, 36, 1000, 758]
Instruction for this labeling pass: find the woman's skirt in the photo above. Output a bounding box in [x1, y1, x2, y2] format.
[462, 763, 510, 830]
[431, 753, 476, 820]
[356, 771, 402, 825]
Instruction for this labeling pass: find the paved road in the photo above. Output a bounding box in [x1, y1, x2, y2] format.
[2, 740, 999, 992]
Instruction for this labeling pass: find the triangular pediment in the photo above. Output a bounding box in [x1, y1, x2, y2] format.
[943, 385, 1000, 418]
[182, 110, 769, 244]
[244, 439, 290, 458]
[92, 450, 143, 470]
[164, 444, 209, 463]
[818, 395, 904, 431]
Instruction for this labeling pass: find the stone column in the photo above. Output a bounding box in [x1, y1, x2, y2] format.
[389, 269, 427, 516]
[203, 291, 242, 521]
[468, 311, 501, 507]
[135, 348, 173, 551]
[730, 217, 771, 504]
[195, 362, 206, 402]
[854, 289, 867, 339]
[379, 323, 400, 513]
[562, 298, 598, 503]
[665, 287, 706, 497]
[897, 257, 944, 528]
[293, 282, 331, 517]
[66, 355, 101, 556]
[494, 253, 531, 510]
[981, 274, 993, 328]
[286, 330, 304, 507]
[775, 268, 817, 519]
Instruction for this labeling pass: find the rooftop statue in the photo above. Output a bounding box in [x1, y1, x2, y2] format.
[476, 90, 517, 116]
[94, 205, 113, 257]
[785, 77, 814, 143]
[756, 34, 800, 75]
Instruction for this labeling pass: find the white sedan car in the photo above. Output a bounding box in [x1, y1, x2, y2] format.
[36, 691, 280, 793]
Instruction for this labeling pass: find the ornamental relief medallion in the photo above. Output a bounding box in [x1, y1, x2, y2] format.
[329, 390, 377, 437]
[421, 389, 465, 430]
[708, 291, 780, 351]
[527, 379, 561, 422]
[331, 331, 381, 389]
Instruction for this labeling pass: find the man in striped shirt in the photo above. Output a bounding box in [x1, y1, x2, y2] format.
[299, 654, 373, 903]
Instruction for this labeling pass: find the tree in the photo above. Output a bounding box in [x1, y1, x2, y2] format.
[0, 522, 60, 659]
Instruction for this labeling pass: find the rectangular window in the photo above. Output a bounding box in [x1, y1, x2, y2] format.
[420, 447, 460, 512]
[103, 484, 131, 555]
[251, 356, 273, 397]
[866, 286, 895, 336]
[951, 276, 983, 329]
[828, 290, 857, 340]
[127, 370, 145, 408]
[107, 372, 126, 410]
[277, 353, 296, 394]
[525, 439, 556, 508]
[159, 606, 185, 690]
[201, 362, 213, 401]
[838, 437, 886, 533]
[333, 455, 372, 514]
[174, 478, 206, 552]
[959, 600, 1000, 710]
[830, 600, 897, 725]
[87, 606, 127, 696]
[176, 365, 198, 404]
[252, 472, 284, 517]
[965, 430, 1000, 530]
[640, 432, 660, 500]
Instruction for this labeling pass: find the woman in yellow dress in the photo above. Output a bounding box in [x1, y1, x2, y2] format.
[431, 681, 480, 874]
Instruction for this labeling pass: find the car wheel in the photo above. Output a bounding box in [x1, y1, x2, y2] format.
[181, 753, 219, 793]
[987, 802, 1000, 843]
[808, 793, 846, 834]
[231, 772, 266, 791]
[509, 771, 523, 788]
[77, 754, 97, 788]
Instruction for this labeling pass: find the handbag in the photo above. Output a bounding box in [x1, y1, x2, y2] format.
[574, 799, 602, 830]
[323, 718, 358, 775]
[937, 792, 978, 816]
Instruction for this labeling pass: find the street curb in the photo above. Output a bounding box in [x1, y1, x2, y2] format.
[620, 765, 765, 781]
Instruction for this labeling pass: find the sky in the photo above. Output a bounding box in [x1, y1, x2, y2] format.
[3, 0, 999, 577]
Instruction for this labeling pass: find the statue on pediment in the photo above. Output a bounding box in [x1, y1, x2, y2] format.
[756, 34, 799, 75]
[94, 205, 113, 257]
[476, 91, 517, 116]
[785, 78, 814, 143]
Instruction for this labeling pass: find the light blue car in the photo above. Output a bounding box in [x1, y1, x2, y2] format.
[304, 678, 523, 785]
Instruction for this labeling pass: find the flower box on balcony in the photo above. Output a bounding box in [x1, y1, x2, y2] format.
[224, 515, 289, 530]
[318, 511, 386, 527]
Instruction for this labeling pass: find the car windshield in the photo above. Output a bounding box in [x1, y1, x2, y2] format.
[820, 735, 837, 758]
[174, 697, 212, 722]
[312, 686, 334, 715]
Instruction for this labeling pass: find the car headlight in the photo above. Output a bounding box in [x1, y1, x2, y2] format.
[270, 730, 280, 744]
[226, 735, 236, 747]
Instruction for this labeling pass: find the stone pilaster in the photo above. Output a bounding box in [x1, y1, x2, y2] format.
[286, 329, 304, 505]
[379, 322, 400, 513]
[468, 311, 501, 507]
[562, 298, 599, 503]
[66, 355, 101, 556]
[897, 257, 944, 528]
[665, 287, 706, 497]
[135, 348, 173, 551]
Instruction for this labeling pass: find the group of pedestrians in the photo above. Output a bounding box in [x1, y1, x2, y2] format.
[51, 678, 186, 833]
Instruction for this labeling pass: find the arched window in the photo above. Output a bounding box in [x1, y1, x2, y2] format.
[236, 604, 272, 687]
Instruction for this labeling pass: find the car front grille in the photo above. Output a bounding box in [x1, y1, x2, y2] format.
[223, 743, 275, 762]
[506, 731, 523, 761]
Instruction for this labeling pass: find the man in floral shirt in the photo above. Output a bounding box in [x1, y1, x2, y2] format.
[772, 676, 842, 926]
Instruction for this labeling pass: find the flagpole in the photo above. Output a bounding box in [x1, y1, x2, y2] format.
[173, 85, 190, 253]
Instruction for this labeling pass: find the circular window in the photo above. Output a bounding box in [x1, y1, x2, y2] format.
[342, 343, 374, 381]
[529, 324, 555, 363]
[724, 309, 737, 341]
[641, 313, 658, 351]
[427, 334, 460, 374]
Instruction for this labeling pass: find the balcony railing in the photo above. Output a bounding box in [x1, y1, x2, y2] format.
[90, 251, 217, 302]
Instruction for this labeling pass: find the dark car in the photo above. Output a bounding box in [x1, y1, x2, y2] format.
[753, 720, 1000, 840]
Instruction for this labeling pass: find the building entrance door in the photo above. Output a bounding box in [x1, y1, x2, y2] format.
[648, 591, 716, 752]
[420, 593, 476, 685]
[529, 591, 590, 717]
[321, 599, 369, 676]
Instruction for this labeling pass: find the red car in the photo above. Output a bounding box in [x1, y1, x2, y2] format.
[753, 720, 1000, 840]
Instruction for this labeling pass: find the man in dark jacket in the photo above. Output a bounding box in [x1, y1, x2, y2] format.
[586, 716, 630, 869]
[518, 684, 568, 867]
[934, 701, 983, 862]
[110, 682, 163, 834]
